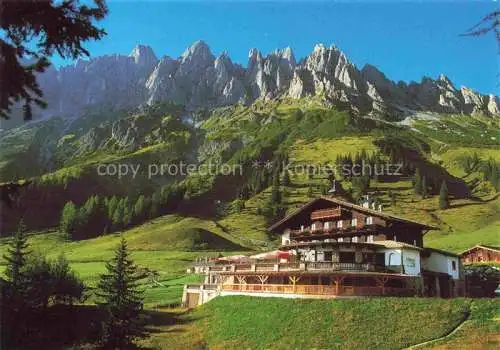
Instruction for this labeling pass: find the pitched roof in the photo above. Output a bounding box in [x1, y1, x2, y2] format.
[423, 247, 459, 258]
[269, 196, 437, 232]
[458, 244, 500, 256]
[371, 240, 423, 251]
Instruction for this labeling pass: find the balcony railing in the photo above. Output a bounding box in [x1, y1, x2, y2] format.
[311, 208, 341, 220]
[221, 284, 413, 296]
[225, 262, 388, 273]
[290, 224, 380, 238]
[255, 263, 276, 272]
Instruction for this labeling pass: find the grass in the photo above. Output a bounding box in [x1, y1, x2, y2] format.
[290, 136, 378, 165]
[0, 214, 251, 306]
[138, 296, 499, 350]
[419, 298, 500, 349]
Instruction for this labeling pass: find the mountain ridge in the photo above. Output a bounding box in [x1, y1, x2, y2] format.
[21, 40, 500, 124]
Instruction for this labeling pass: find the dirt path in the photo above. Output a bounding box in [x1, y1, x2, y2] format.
[405, 316, 470, 349]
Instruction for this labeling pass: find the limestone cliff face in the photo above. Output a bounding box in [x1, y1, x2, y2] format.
[32, 41, 499, 121]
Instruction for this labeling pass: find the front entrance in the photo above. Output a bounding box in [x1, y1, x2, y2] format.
[186, 292, 200, 308]
[438, 275, 451, 298]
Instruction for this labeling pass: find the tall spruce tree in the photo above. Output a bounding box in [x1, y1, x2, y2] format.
[97, 238, 146, 348]
[133, 195, 147, 223]
[439, 181, 450, 209]
[2, 219, 31, 347]
[271, 172, 281, 204]
[422, 176, 428, 199]
[4, 219, 30, 295]
[60, 201, 78, 238]
[413, 169, 423, 195]
[282, 170, 291, 186]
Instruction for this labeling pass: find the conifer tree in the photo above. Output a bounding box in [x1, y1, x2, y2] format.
[271, 172, 281, 204]
[491, 164, 499, 192]
[60, 201, 78, 238]
[2, 219, 31, 346]
[107, 196, 119, 219]
[97, 238, 146, 348]
[422, 176, 428, 199]
[111, 204, 123, 230]
[439, 181, 450, 209]
[149, 193, 160, 219]
[4, 219, 30, 295]
[122, 198, 133, 228]
[413, 169, 423, 195]
[282, 170, 290, 186]
[307, 185, 313, 198]
[1, 0, 108, 121]
[389, 190, 397, 206]
[133, 195, 147, 222]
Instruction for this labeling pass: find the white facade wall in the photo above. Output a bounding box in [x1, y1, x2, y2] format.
[379, 248, 421, 276]
[421, 252, 460, 280]
[281, 231, 291, 245]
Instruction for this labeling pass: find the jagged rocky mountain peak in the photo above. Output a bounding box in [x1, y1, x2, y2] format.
[129, 44, 158, 66]
[29, 41, 499, 121]
[181, 40, 213, 61]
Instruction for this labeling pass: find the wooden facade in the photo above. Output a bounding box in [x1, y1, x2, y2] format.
[459, 245, 500, 264]
[185, 196, 464, 304]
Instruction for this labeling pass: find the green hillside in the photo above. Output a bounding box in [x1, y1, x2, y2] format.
[0, 215, 248, 307]
[0, 99, 499, 305]
[139, 296, 500, 350]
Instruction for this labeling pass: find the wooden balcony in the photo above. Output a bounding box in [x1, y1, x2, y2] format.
[228, 262, 387, 273]
[221, 283, 413, 297]
[311, 208, 341, 220]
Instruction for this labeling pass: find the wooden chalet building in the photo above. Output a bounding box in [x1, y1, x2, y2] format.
[459, 245, 500, 264]
[183, 196, 464, 307]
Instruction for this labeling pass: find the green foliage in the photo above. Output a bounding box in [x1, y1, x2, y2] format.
[134, 195, 148, 223]
[282, 170, 290, 186]
[307, 185, 313, 198]
[1, 222, 85, 348]
[439, 181, 450, 209]
[231, 199, 245, 213]
[413, 168, 423, 195]
[388, 190, 397, 206]
[60, 201, 78, 238]
[422, 175, 428, 199]
[97, 238, 147, 348]
[3, 219, 30, 295]
[1, 0, 108, 120]
[481, 158, 500, 192]
[24, 253, 85, 309]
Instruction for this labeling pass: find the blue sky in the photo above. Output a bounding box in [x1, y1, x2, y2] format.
[54, 0, 498, 94]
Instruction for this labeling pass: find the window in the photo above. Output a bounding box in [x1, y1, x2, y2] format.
[367, 235, 374, 243]
[452, 260, 457, 271]
[324, 251, 333, 261]
[339, 252, 356, 263]
[325, 221, 330, 229]
[338, 237, 343, 242]
[300, 225, 304, 232]
[337, 221, 343, 228]
[365, 216, 373, 225]
[311, 223, 316, 231]
[352, 236, 358, 243]
[351, 218, 357, 227]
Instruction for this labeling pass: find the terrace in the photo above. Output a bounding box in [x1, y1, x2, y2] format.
[220, 283, 414, 297]
[218, 261, 398, 274]
[289, 223, 384, 239]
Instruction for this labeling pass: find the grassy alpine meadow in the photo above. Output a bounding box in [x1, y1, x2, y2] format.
[138, 296, 500, 350]
[0, 214, 249, 307]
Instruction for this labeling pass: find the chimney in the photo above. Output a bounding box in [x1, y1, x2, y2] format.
[361, 194, 371, 208]
[327, 180, 337, 195]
